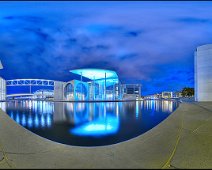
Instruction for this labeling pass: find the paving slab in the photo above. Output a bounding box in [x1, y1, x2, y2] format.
[171, 133, 212, 169]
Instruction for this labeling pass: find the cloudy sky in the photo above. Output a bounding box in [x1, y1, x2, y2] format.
[0, 1, 212, 95]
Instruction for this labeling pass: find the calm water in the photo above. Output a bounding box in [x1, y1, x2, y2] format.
[0, 100, 179, 146]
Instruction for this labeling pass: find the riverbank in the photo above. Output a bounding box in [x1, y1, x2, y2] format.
[0, 101, 211, 169]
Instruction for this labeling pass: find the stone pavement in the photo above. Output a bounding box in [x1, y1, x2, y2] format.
[0, 102, 211, 169]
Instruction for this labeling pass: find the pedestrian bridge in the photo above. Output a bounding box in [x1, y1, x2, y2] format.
[6, 79, 55, 86]
[6, 79, 64, 99]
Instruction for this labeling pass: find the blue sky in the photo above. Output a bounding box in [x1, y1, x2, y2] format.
[0, 1, 212, 95]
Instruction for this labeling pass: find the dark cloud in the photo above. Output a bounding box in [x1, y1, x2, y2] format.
[119, 53, 138, 60]
[175, 17, 212, 24]
[3, 15, 44, 24]
[125, 31, 141, 37]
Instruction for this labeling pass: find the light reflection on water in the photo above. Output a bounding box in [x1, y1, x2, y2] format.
[0, 100, 179, 146]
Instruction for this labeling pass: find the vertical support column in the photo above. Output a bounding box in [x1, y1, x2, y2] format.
[30, 84, 32, 94]
[112, 80, 114, 100]
[93, 76, 95, 100]
[74, 82, 77, 101]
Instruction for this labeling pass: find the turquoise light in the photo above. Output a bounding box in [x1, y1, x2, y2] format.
[70, 68, 118, 81]
[70, 115, 119, 136]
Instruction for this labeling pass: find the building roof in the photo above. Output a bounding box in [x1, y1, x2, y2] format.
[70, 68, 118, 81]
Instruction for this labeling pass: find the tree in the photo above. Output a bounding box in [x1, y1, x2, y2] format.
[181, 87, 194, 97]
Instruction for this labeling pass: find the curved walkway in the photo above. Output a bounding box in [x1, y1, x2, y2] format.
[0, 102, 212, 169]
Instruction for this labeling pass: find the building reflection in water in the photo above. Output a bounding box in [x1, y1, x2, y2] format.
[142, 100, 175, 113]
[0, 99, 178, 137]
[0, 102, 6, 112]
[4, 100, 54, 129]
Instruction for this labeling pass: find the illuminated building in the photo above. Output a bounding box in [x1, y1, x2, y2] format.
[144, 93, 162, 99]
[0, 77, 6, 101]
[161, 91, 173, 99]
[121, 84, 141, 100]
[195, 44, 212, 101]
[3, 67, 141, 101]
[0, 60, 6, 101]
[61, 68, 141, 101]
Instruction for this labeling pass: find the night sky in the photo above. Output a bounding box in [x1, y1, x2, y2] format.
[1, 1, 212, 96]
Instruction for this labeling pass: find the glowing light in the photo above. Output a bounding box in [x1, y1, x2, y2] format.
[70, 68, 118, 81]
[34, 114, 39, 127]
[28, 115, 33, 127]
[15, 113, 20, 124]
[85, 124, 113, 131]
[10, 111, 14, 119]
[22, 114, 26, 126]
[46, 114, 51, 127]
[136, 101, 139, 118]
[41, 115, 45, 127]
[71, 115, 119, 136]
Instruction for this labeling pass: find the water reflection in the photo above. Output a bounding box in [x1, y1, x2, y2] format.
[71, 115, 119, 136]
[2, 100, 178, 130]
[0, 99, 179, 146]
[5, 100, 54, 128]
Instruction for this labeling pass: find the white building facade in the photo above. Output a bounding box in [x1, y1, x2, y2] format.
[195, 44, 212, 101]
[0, 77, 6, 101]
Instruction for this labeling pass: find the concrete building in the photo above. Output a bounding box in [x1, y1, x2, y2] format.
[0, 77, 6, 101]
[61, 68, 141, 101]
[121, 84, 141, 100]
[172, 91, 182, 98]
[195, 44, 212, 101]
[161, 91, 173, 99]
[54, 81, 65, 101]
[144, 93, 162, 100]
[0, 60, 6, 101]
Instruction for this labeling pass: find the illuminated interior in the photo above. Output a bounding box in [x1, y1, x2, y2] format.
[66, 68, 120, 101]
[70, 115, 119, 136]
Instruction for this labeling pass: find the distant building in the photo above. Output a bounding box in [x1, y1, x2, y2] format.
[121, 84, 141, 100]
[172, 91, 182, 98]
[0, 60, 6, 101]
[161, 91, 173, 99]
[33, 89, 54, 99]
[144, 93, 161, 99]
[144, 91, 182, 100]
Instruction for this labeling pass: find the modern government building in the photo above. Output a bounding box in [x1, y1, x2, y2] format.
[0, 66, 141, 101]
[54, 68, 141, 101]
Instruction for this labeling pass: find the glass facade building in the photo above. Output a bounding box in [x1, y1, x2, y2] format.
[64, 69, 121, 101]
